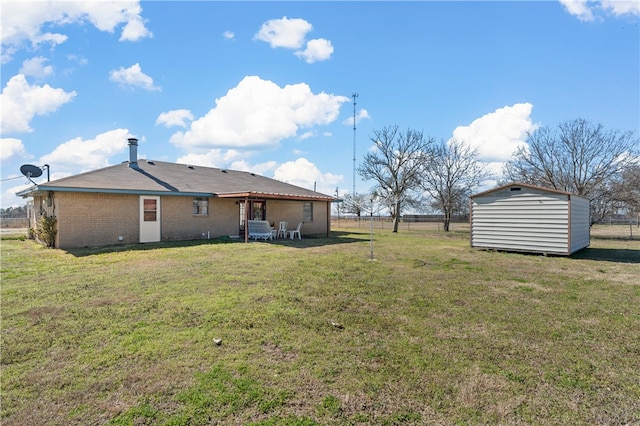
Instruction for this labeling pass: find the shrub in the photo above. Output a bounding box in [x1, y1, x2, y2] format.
[36, 214, 57, 248]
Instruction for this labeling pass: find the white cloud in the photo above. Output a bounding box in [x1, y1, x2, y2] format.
[4, 167, 82, 208]
[229, 160, 279, 175]
[1, 138, 28, 161]
[299, 131, 316, 140]
[223, 30, 235, 40]
[40, 128, 131, 173]
[295, 38, 334, 64]
[273, 158, 342, 195]
[2, 129, 129, 207]
[254, 16, 334, 63]
[119, 14, 152, 42]
[0, 1, 152, 62]
[156, 109, 194, 128]
[66, 53, 88, 66]
[601, 0, 640, 16]
[180, 152, 343, 196]
[559, 0, 639, 21]
[20, 57, 53, 79]
[4, 181, 36, 209]
[254, 16, 312, 49]
[176, 150, 278, 178]
[559, 0, 595, 21]
[109, 63, 160, 91]
[176, 149, 247, 168]
[451, 103, 537, 163]
[342, 108, 371, 126]
[0, 74, 76, 134]
[170, 76, 349, 149]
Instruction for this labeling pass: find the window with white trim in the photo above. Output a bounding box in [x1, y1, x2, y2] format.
[193, 197, 208, 215]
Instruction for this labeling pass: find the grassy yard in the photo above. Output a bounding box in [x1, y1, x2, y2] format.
[1, 226, 638, 425]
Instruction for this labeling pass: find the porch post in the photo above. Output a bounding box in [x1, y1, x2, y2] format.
[244, 197, 249, 243]
[326, 201, 331, 237]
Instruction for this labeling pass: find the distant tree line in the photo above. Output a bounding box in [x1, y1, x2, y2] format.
[347, 119, 639, 232]
[0, 206, 28, 218]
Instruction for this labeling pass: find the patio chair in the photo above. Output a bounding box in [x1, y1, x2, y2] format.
[277, 221, 288, 238]
[288, 222, 302, 240]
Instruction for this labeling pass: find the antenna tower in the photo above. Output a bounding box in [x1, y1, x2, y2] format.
[352, 92, 358, 196]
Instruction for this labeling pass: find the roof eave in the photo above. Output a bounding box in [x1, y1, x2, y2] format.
[17, 186, 335, 201]
[471, 182, 575, 199]
[216, 191, 335, 201]
[17, 185, 213, 198]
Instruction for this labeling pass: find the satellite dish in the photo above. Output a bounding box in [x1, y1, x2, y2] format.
[20, 164, 43, 178]
[20, 164, 43, 183]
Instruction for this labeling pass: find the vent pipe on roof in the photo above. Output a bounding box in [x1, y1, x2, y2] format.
[128, 138, 139, 169]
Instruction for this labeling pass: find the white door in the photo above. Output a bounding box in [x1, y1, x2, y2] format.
[140, 196, 161, 243]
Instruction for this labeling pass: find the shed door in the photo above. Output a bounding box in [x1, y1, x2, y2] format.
[140, 196, 161, 243]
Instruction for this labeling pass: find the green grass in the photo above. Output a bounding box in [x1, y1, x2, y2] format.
[1, 226, 639, 425]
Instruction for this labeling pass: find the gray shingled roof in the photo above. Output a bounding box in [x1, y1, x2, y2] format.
[18, 160, 335, 201]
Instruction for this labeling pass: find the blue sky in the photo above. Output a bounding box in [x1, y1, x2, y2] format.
[1, 0, 639, 209]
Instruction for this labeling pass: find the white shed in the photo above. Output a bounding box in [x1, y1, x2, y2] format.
[470, 183, 590, 255]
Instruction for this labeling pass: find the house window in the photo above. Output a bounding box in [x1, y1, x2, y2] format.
[303, 201, 313, 222]
[193, 197, 208, 215]
[143, 199, 157, 221]
[252, 201, 265, 221]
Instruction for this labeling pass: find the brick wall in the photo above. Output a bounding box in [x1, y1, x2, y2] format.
[213, 198, 242, 236]
[265, 200, 328, 236]
[36, 192, 330, 248]
[55, 192, 138, 248]
[161, 197, 240, 240]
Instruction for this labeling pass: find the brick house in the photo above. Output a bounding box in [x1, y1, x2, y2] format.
[18, 139, 336, 249]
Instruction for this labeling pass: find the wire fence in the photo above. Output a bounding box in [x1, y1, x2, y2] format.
[331, 216, 469, 232]
[0, 218, 30, 228]
[2, 216, 636, 239]
[331, 216, 639, 240]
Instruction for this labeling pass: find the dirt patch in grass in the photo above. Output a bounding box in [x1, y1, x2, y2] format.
[262, 341, 298, 362]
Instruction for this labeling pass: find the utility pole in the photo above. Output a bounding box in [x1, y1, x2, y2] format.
[352, 92, 358, 196]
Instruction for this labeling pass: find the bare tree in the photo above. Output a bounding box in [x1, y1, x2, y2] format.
[341, 193, 369, 217]
[373, 185, 424, 222]
[503, 118, 639, 223]
[610, 164, 640, 222]
[420, 139, 489, 231]
[358, 125, 434, 232]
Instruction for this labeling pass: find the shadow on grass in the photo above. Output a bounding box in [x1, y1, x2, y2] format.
[269, 231, 367, 248]
[65, 231, 368, 257]
[572, 247, 640, 264]
[591, 235, 639, 242]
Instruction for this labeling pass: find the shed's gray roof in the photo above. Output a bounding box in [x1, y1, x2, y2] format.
[471, 182, 588, 200]
[18, 160, 334, 201]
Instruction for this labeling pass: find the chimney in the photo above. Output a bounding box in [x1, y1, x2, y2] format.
[128, 138, 139, 169]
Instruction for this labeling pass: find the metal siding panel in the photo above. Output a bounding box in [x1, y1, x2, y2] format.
[471, 188, 569, 253]
[569, 196, 590, 253]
